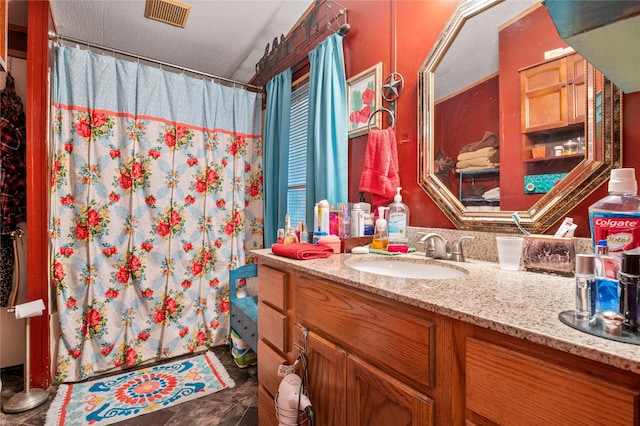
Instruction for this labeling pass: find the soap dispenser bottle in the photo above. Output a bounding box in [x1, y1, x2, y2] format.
[370, 207, 388, 250]
[388, 187, 410, 245]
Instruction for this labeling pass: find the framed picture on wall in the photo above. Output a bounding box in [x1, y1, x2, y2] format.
[346, 62, 382, 138]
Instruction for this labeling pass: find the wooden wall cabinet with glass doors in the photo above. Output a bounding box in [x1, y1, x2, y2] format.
[520, 53, 586, 168]
[520, 53, 585, 134]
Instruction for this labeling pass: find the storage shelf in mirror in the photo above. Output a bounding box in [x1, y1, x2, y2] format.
[418, 0, 622, 234]
[524, 153, 584, 163]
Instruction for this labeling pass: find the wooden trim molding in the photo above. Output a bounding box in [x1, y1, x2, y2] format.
[26, 0, 52, 389]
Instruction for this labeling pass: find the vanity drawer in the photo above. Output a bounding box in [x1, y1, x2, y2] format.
[295, 272, 435, 393]
[257, 338, 288, 397]
[258, 301, 289, 353]
[258, 264, 288, 311]
[230, 303, 244, 330]
[466, 337, 639, 424]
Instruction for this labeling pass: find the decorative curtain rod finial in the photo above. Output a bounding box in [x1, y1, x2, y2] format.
[337, 23, 350, 36]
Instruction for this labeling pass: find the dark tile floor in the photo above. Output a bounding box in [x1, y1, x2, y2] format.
[0, 345, 258, 426]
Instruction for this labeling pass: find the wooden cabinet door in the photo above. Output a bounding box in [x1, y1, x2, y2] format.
[258, 384, 278, 426]
[303, 329, 347, 426]
[566, 54, 586, 125]
[520, 56, 568, 133]
[346, 355, 434, 426]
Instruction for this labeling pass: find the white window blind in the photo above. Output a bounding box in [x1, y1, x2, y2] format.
[287, 82, 309, 228]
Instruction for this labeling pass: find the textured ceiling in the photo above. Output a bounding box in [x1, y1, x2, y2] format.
[434, 0, 537, 101]
[46, 0, 313, 85]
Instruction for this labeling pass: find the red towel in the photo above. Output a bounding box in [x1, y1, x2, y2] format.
[358, 128, 400, 205]
[271, 243, 334, 260]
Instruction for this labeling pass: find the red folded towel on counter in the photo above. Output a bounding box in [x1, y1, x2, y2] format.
[271, 243, 334, 260]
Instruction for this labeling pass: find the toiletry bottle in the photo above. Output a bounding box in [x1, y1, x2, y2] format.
[318, 199, 330, 234]
[589, 168, 640, 259]
[594, 239, 621, 312]
[370, 207, 388, 250]
[297, 222, 308, 243]
[575, 254, 597, 321]
[283, 214, 298, 244]
[388, 187, 410, 245]
[329, 204, 340, 236]
[358, 191, 371, 214]
[619, 252, 640, 332]
[313, 203, 319, 233]
[351, 204, 364, 237]
[363, 213, 374, 236]
[339, 205, 351, 238]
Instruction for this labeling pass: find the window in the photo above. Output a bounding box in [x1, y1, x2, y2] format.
[287, 81, 309, 228]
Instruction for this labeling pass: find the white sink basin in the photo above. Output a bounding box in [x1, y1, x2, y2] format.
[347, 259, 467, 279]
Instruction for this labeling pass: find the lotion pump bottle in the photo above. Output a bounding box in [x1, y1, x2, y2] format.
[358, 191, 371, 214]
[388, 187, 410, 245]
[371, 207, 389, 250]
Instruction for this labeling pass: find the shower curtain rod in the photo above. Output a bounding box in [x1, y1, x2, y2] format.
[48, 32, 264, 92]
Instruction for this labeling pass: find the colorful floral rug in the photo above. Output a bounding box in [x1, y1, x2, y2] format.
[45, 351, 234, 426]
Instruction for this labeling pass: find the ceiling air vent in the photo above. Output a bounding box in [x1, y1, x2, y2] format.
[144, 0, 192, 28]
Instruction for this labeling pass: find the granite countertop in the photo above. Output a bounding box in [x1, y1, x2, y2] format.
[252, 248, 640, 374]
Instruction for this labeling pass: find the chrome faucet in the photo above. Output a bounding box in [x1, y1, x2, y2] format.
[418, 233, 476, 262]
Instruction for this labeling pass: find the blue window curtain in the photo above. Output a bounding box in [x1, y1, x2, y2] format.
[264, 69, 292, 247]
[306, 34, 348, 227]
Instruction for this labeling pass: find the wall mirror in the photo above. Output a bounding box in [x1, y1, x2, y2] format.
[418, 0, 622, 234]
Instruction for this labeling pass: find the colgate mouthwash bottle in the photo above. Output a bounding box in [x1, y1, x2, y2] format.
[589, 168, 640, 259]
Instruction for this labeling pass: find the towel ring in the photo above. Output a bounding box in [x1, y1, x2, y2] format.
[367, 107, 395, 131]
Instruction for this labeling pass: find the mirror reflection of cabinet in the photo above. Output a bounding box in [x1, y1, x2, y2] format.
[520, 53, 585, 133]
[418, 0, 623, 233]
[520, 53, 587, 172]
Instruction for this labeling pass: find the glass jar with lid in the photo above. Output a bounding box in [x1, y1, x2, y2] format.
[563, 139, 578, 155]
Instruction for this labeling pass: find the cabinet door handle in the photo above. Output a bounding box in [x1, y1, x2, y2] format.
[560, 82, 567, 88]
[567, 80, 573, 85]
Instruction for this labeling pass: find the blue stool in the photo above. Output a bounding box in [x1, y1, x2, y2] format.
[229, 263, 258, 353]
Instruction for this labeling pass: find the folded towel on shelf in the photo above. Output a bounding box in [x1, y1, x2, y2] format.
[459, 131, 498, 154]
[457, 146, 497, 162]
[456, 156, 498, 169]
[271, 243, 334, 260]
[489, 149, 500, 164]
[483, 187, 500, 199]
[359, 127, 400, 205]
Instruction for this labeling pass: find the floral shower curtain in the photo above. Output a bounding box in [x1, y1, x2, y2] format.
[50, 45, 263, 382]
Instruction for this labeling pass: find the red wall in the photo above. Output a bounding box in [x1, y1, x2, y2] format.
[343, 0, 640, 238]
[434, 76, 500, 199]
[498, 5, 570, 211]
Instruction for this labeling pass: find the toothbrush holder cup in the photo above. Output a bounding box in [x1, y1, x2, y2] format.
[495, 236, 524, 271]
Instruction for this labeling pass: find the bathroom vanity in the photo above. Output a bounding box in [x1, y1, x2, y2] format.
[253, 249, 640, 425]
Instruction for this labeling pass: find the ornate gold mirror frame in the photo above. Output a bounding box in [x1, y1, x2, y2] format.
[418, 0, 622, 234]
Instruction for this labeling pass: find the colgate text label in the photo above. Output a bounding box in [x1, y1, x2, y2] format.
[590, 212, 640, 253]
